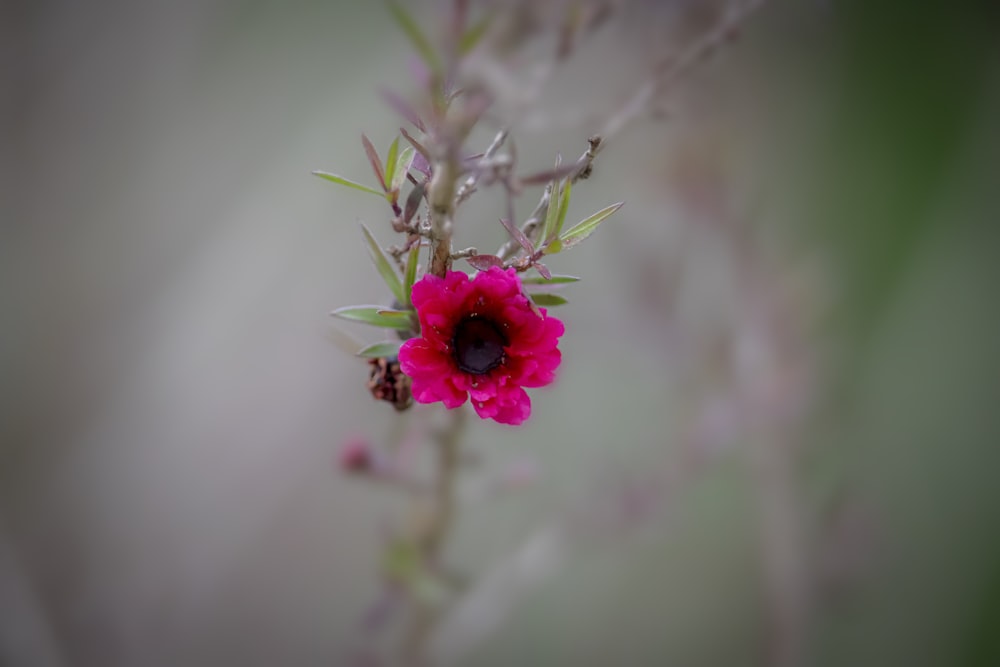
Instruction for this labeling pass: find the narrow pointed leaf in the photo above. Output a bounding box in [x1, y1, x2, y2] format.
[465, 254, 503, 271]
[356, 341, 403, 358]
[380, 88, 426, 132]
[529, 293, 568, 307]
[400, 127, 430, 162]
[360, 223, 407, 306]
[386, 0, 442, 75]
[332, 305, 413, 330]
[533, 262, 552, 280]
[383, 136, 400, 193]
[554, 178, 572, 238]
[403, 242, 421, 304]
[410, 150, 431, 177]
[521, 274, 581, 285]
[391, 146, 415, 194]
[499, 218, 534, 255]
[558, 201, 624, 249]
[541, 180, 560, 246]
[361, 134, 387, 191]
[312, 171, 384, 197]
[403, 183, 424, 225]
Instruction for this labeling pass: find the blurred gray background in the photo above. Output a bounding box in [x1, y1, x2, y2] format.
[2, 1, 999, 665]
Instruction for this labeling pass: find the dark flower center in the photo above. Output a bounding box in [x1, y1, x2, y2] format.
[452, 316, 507, 375]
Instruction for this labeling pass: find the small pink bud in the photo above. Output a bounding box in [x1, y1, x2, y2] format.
[338, 436, 374, 474]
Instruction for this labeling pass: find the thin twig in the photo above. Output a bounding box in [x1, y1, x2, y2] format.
[449, 247, 479, 260]
[601, 0, 767, 141]
[496, 0, 767, 262]
[496, 135, 600, 261]
[455, 128, 510, 205]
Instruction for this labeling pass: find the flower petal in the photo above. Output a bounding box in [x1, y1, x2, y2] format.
[491, 387, 531, 425]
[399, 267, 562, 424]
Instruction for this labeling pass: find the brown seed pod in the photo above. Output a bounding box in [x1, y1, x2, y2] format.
[367, 356, 413, 411]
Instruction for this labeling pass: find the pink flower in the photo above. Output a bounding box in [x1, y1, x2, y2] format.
[398, 267, 564, 425]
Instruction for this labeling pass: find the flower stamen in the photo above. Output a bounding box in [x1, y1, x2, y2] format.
[453, 317, 507, 375]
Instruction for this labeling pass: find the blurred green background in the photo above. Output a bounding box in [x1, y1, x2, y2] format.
[2, 1, 998, 666]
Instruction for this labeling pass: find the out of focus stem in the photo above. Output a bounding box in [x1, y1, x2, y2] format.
[401, 406, 466, 665]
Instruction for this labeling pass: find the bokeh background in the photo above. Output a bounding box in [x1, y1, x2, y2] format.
[2, 1, 999, 665]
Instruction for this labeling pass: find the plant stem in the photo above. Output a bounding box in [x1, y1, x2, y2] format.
[400, 406, 467, 665]
[427, 150, 458, 278]
[427, 406, 465, 556]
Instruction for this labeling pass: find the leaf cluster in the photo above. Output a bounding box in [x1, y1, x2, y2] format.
[317, 1, 623, 355]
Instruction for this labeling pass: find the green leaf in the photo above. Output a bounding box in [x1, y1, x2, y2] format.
[356, 341, 403, 358]
[331, 305, 414, 330]
[383, 136, 400, 193]
[403, 242, 421, 305]
[375, 308, 410, 318]
[386, 0, 442, 76]
[529, 293, 569, 307]
[312, 171, 384, 197]
[391, 146, 415, 194]
[520, 274, 581, 285]
[459, 14, 491, 55]
[541, 179, 561, 246]
[554, 178, 572, 239]
[360, 223, 407, 306]
[557, 201, 624, 250]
